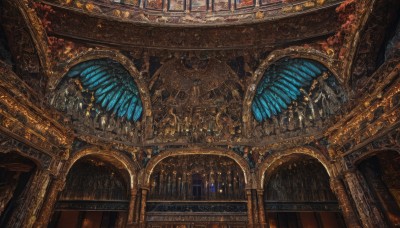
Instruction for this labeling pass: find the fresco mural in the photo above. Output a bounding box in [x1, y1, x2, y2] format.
[146, 0, 163, 9]
[169, 0, 185, 10]
[213, 0, 229, 11]
[191, 0, 207, 11]
[235, 0, 253, 9]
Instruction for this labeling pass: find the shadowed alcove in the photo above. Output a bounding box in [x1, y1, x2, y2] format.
[146, 154, 248, 227]
[264, 155, 346, 228]
[49, 157, 130, 228]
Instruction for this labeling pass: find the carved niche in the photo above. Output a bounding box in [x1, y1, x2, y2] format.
[57, 157, 129, 210]
[148, 155, 246, 201]
[264, 157, 339, 211]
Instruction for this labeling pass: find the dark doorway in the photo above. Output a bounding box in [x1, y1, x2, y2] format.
[192, 173, 202, 200]
[49, 157, 129, 228]
[51, 211, 119, 228]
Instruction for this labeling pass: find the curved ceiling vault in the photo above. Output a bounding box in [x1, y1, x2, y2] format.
[251, 57, 346, 123]
[66, 58, 143, 122]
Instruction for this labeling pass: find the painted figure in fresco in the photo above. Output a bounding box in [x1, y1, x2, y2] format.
[236, 0, 253, 8]
[169, 0, 185, 10]
[214, 0, 229, 11]
[191, 0, 207, 11]
[147, 0, 163, 9]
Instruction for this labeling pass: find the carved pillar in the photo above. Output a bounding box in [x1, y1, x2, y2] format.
[246, 189, 254, 227]
[257, 190, 267, 228]
[343, 170, 387, 228]
[329, 177, 361, 228]
[7, 170, 51, 228]
[139, 188, 148, 227]
[35, 176, 66, 228]
[251, 190, 259, 225]
[359, 162, 400, 227]
[128, 188, 138, 224]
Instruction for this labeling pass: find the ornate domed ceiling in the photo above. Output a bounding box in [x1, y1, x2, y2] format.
[23, 0, 343, 53]
[0, 0, 399, 169]
[45, 0, 342, 24]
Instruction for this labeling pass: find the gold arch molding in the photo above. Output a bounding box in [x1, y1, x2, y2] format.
[242, 47, 342, 138]
[0, 149, 49, 171]
[7, 0, 51, 73]
[63, 146, 139, 189]
[142, 148, 252, 188]
[257, 146, 334, 190]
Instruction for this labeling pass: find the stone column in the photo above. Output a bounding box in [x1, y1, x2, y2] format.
[329, 177, 361, 228]
[257, 190, 267, 228]
[7, 170, 51, 228]
[34, 176, 66, 228]
[139, 188, 148, 227]
[127, 188, 138, 224]
[246, 189, 254, 227]
[343, 170, 387, 228]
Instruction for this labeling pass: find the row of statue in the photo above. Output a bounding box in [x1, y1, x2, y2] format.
[49, 62, 346, 144]
[155, 105, 241, 143]
[149, 155, 246, 200]
[265, 159, 336, 202]
[49, 79, 142, 143]
[60, 160, 128, 201]
[253, 74, 346, 138]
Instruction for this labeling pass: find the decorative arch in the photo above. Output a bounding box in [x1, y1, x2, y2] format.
[142, 148, 252, 188]
[0, 149, 45, 170]
[341, 0, 392, 89]
[353, 148, 400, 166]
[344, 128, 400, 166]
[49, 49, 152, 122]
[8, 0, 50, 73]
[257, 146, 334, 189]
[242, 47, 343, 137]
[63, 146, 138, 189]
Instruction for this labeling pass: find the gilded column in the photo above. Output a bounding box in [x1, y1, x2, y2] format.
[246, 189, 254, 227]
[359, 162, 400, 226]
[7, 170, 51, 228]
[139, 188, 148, 227]
[128, 188, 138, 224]
[343, 170, 387, 228]
[329, 177, 361, 228]
[35, 176, 66, 228]
[257, 190, 267, 228]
